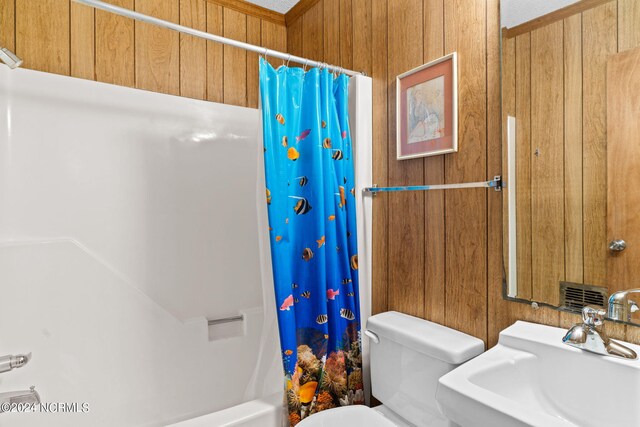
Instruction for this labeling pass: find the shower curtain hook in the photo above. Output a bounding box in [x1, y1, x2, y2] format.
[303, 59, 309, 72]
[263, 48, 269, 62]
[286, 54, 292, 68]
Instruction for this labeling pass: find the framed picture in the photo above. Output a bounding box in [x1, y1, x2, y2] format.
[396, 52, 458, 160]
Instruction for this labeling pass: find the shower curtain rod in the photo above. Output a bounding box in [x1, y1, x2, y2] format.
[72, 0, 364, 77]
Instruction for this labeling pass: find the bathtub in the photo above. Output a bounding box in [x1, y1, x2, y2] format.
[170, 392, 284, 427]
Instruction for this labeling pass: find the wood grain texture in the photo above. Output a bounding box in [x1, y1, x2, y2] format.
[246, 16, 261, 108]
[285, 0, 321, 27]
[444, 0, 487, 341]
[370, 0, 388, 316]
[564, 14, 584, 285]
[15, 0, 70, 75]
[261, 19, 287, 67]
[208, 0, 285, 26]
[287, 15, 303, 57]
[180, 0, 207, 100]
[135, 0, 180, 95]
[301, 0, 322, 61]
[583, 2, 617, 288]
[607, 47, 640, 312]
[206, 2, 224, 102]
[0, 0, 15, 51]
[323, 0, 341, 65]
[71, 2, 95, 80]
[530, 22, 564, 306]
[96, 0, 135, 87]
[515, 33, 532, 301]
[501, 36, 515, 307]
[503, 0, 614, 39]
[339, 0, 353, 69]
[486, 0, 503, 347]
[423, 0, 445, 326]
[351, 0, 371, 76]
[387, 0, 425, 319]
[223, 7, 247, 106]
[619, 0, 640, 52]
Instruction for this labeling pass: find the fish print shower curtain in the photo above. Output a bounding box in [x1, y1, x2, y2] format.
[259, 58, 363, 426]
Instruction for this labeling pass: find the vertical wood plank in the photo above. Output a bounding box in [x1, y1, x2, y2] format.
[96, 0, 135, 87]
[423, 0, 445, 325]
[530, 21, 564, 306]
[501, 36, 515, 307]
[583, 3, 617, 288]
[206, 2, 223, 103]
[261, 20, 287, 67]
[71, 2, 95, 80]
[135, 0, 180, 95]
[515, 33, 532, 301]
[387, 0, 425, 318]
[323, 0, 341, 65]
[618, 0, 640, 52]
[179, 0, 207, 100]
[339, 0, 353, 69]
[444, 0, 487, 341]
[287, 17, 303, 57]
[352, 0, 372, 76]
[302, 0, 323, 61]
[564, 14, 583, 285]
[0, 0, 15, 51]
[371, 0, 388, 315]
[246, 16, 261, 108]
[223, 7, 247, 106]
[15, 0, 70, 75]
[486, 0, 503, 347]
[560, 13, 584, 329]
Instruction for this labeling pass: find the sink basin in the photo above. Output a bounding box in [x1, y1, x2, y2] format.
[436, 321, 640, 427]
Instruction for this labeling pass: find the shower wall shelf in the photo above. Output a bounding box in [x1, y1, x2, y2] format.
[363, 175, 502, 194]
[207, 314, 244, 326]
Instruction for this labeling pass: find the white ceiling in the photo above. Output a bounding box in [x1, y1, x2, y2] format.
[244, 0, 301, 14]
[501, 0, 579, 28]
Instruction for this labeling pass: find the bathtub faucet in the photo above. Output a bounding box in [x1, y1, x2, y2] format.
[0, 353, 31, 374]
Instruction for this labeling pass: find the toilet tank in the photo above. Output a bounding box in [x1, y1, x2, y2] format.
[366, 311, 484, 427]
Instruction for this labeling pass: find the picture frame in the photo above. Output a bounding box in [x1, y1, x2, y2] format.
[396, 52, 458, 160]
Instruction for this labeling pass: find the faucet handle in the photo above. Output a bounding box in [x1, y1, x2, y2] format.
[582, 306, 606, 327]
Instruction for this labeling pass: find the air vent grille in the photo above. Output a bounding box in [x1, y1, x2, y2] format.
[560, 282, 608, 311]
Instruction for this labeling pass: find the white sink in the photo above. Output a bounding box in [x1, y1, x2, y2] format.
[436, 321, 640, 427]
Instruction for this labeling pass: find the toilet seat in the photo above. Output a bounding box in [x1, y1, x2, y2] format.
[297, 405, 397, 427]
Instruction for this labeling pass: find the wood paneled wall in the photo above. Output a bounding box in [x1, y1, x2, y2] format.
[288, 0, 640, 346]
[0, 0, 286, 107]
[287, 0, 500, 344]
[503, 0, 640, 336]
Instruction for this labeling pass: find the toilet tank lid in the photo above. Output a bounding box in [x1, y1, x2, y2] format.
[366, 311, 485, 364]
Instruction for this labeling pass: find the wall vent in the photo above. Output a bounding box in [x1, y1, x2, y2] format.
[560, 282, 608, 311]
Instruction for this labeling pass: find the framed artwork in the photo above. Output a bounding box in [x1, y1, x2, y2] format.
[396, 52, 458, 160]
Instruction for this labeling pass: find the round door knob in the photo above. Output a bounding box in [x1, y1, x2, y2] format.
[609, 239, 627, 252]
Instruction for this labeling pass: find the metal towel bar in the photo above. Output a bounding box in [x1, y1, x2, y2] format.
[363, 176, 502, 194]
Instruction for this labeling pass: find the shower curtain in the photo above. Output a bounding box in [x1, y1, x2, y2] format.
[259, 58, 363, 426]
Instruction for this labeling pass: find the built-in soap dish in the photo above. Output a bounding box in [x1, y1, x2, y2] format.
[207, 314, 245, 341]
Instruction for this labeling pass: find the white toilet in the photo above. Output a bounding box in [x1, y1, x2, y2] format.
[298, 311, 484, 427]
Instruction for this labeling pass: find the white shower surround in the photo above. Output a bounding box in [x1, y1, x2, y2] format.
[0, 67, 282, 426]
[0, 65, 373, 427]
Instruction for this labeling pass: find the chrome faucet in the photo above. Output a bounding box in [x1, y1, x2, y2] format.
[563, 306, 637, 360]
[0, 353, 31, 374]
[0, 386, 41, 412]
[608, 289, 640, 322]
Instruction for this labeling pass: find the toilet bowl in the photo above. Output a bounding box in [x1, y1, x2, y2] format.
[298, 311, 484, 427]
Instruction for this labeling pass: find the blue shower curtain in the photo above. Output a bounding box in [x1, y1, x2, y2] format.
[259, 58, 363, 425]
